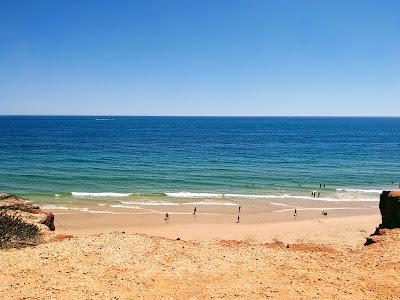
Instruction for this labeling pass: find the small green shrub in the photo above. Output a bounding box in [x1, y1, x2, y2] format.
[0, 204, 35, 213]
[0, 212, 41, 249]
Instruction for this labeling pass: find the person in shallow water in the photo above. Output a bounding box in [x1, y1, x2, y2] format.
[193, 207, 197, 215]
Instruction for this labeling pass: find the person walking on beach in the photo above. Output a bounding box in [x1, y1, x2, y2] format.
[238, 206, 241, 214]
[193, 206, 197, 215]
[294, 208, 297, 217]
[164, 213, 169, 222]
[236, 214, 240, 223]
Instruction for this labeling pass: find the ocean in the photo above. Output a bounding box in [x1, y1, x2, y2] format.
[0, 116, 399, 207]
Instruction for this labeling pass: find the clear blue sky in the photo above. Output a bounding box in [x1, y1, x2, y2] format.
[1, 0, 399, 116]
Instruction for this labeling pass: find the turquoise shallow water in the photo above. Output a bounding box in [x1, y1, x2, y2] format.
[0, 116, 399, 206]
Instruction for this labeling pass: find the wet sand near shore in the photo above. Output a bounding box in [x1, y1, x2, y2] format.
[53, 200, 380, 246]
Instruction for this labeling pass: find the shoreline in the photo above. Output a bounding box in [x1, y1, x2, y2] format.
[53, 201, 380, 246]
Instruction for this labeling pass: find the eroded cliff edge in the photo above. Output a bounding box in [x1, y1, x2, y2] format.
[0, 193, 55, 248]
[365, 190, 400, 245]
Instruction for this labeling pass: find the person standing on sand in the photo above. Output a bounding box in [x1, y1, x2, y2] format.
[238, 206, 241, 214]
[193, 206, 197, 215]
[236, 214, 240, 223]
[164, 213, 169, 222]
[294, 208, 297, 217]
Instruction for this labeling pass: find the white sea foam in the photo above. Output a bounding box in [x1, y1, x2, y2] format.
[71, 192, 132, 197]
[110, 204, 141, 209]
[121, 201, 180, 206]
[77, 207, 114, 214]
[119, 200, 237, 206]
[184, 202, 238, 206]
[41, 205, 69, 210]
[166, 192, 223, 198]
[336, 188, 383, 194]
[165, 191, 377, 202]
[68, 190, 380, 202]
[270, 202, 297, 207]
[166, 191, 286, 199]
[274, 207, 375, 213]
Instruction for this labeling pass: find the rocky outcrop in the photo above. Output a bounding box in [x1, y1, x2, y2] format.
[0, 193, 55, 232]
[379, 191, 400, 229]
[365, 191, 400, 246]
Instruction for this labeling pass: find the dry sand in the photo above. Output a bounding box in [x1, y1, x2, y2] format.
[2, 201, 398, 299]
[1, 228, 400, 299]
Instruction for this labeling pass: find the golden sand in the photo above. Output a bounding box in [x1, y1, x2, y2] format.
[1, 228, 399, 299]
[1, 200, 396, 299]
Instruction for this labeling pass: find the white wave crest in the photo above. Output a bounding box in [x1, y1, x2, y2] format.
[270, 202, 297, 207]
[166, 191, 287, 199]
[119, 200, 238, 206]
[41, 205, 69, 210]
[110, 204, 141, 209]
[336, 188, 382, 194]
[274, 207, 375, 213]
[185, 202, 238, 206]
[166, 192, 223, 198]
[165, 191, 377, 202]
[71, 192, 132, 197]
[121, 201, 180, 206]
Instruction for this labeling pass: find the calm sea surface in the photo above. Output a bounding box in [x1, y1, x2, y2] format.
[0, 116, 399, 206]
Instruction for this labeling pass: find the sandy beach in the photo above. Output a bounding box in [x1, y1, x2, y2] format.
[2, 194, 399, 299]
[52, 200, 379, 246]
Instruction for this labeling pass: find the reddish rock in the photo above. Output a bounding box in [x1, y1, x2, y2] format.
[366, 191, 400, 246]
[379, 191, 400, 229]
[0, 193, 55, 232]
[41, 211, 55, 231]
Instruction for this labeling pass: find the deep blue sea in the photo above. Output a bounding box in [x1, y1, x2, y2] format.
[0, 116, 399, 206]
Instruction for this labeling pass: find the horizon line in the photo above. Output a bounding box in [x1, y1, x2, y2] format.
[0, 114, 400, 118]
